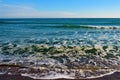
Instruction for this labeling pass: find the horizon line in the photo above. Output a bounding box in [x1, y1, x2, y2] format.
[0, 17, 120, 19]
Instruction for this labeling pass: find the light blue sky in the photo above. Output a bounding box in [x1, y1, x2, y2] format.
[0, 0, 120, 18]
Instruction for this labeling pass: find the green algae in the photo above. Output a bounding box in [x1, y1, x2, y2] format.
[0, 44, 120, 60]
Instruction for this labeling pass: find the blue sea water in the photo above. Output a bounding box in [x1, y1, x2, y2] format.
[0, 18, 120, 79]
[0, 18, 120, 46]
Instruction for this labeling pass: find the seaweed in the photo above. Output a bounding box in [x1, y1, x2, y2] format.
[85, 48, 97, 55]
[102, 46, 108, 51]
[104, 53, 116, 59]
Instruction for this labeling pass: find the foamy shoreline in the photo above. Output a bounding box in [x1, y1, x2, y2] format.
[87, 70, 119, 79]
[21, 70, 119, 79]
[0, 44, 120, 79]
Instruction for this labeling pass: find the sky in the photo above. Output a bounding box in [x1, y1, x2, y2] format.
[0, 0, 120, 18]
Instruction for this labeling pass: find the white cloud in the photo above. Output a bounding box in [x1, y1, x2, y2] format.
[0, 4, 120, 18]
[0, 4, 81, 18]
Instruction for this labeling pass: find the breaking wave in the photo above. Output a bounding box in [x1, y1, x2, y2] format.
[0, 43, 120, 79]
[54, 25, 120, 29]
[1, 20, 120, 30]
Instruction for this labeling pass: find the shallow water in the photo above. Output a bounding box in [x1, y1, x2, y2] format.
[0, 18, 120, 79]
[0, 18, 120, 46]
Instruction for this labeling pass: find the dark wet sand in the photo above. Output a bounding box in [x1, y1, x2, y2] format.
[0, 65, 119, 80]
[0, 72, 120, 80]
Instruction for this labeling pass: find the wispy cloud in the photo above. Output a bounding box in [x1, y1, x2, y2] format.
[0, 4, 81, 18]
[0, 4, 120, 18]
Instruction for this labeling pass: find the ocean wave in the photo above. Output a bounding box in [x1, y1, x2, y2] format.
[0, 43, 120, 79]
[32, 24, 120, 30]
[55, 25, 120, 30]
[0, 43, 120, 59]
[83, 25, 120, 29]
[1, 20, 120, 30]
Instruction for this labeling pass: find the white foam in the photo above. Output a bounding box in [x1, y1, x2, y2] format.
[87, 70, 118, 79]
[91, 25, 120, 29]
[0, 72, 5, 75]
[21, 70, 120, 79]
[40, 73, 74, 79]
[22, 73, 74, 79]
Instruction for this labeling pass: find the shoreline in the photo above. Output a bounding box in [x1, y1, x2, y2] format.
[0, 44, 120, 79]
[0, 72, 120, 80]
[0, 64, 119, 80]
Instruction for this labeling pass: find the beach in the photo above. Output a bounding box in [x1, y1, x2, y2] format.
[0, 64, 120, 80]
[0, 18, 120, 79]
[0, 69, 120, 80]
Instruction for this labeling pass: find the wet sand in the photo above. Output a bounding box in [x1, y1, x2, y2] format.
[0, 64, 120, 80]
[0, 72, 120, 80]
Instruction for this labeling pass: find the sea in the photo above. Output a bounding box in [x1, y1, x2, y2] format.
[0, 18, 120, 46]
[0, 18, 120, 79]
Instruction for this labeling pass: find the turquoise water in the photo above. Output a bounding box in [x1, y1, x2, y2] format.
[0, 18, 120, 79]
[0, 18, 120, 46]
